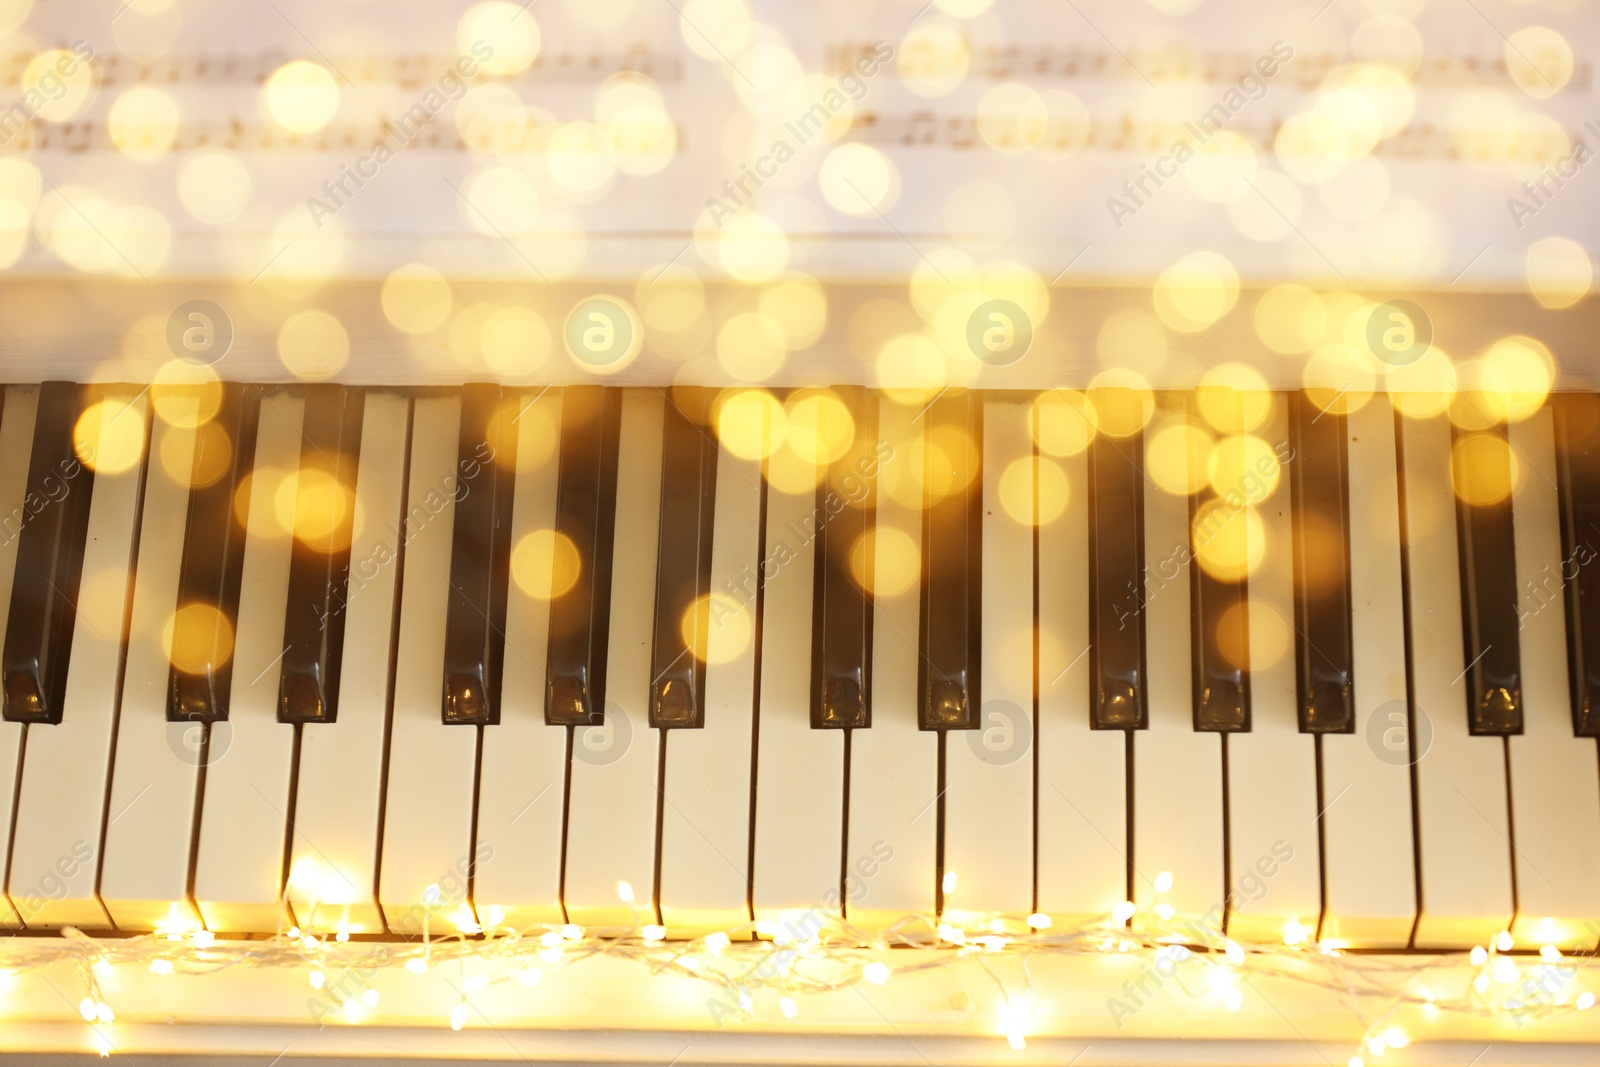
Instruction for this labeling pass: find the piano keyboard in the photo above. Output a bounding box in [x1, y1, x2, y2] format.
[2, 379, 1598, 953]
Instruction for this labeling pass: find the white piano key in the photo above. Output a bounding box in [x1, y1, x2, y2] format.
[659, 440, 761, 935]
[0, 386, 38, 929]
[563, 389, 665, 931]
[1401, 412, 1514, 948]
[1135, 405, 1225, 931]
[100, 405, 204, 931]
[287, 391, 408, 935]
[1318, 393, 1416, 948]
[191, 392, 303, 933]
[378, 394, 481, 932]
[1036, 437, 1127, 925]
[751, 477, 841, 927]
[1507, 408, 1600, 949]
[473, 389, 566, 932]
[944, 395, 1033, 924]
[847, 397, 936, 928]
[1225, 401, 1319, 943]
[9, 389, 147, 928]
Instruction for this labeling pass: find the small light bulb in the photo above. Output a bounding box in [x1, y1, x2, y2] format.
[464, 974, 489, 993]
[1283, 920, 1309, 946]
[942, 870, 958, 894]
[616, 881, 635, 904]
[92, 959, 113, 979]
[1496, 930, 1514, 952]
[780, 996, 798, 1019]
[1224, 988, 1243, 1012]
[1154, 903, 1175, 921]
[1366, 1035, 1386, 1056]
[1027, 912, 1051, 930]
[192, 930, 215, 946]
[1473, 973, 1490, 994]
[1493, 957, 1519, 983]
[1540, 945, 1562, 962]
[335, 929, 349, 943]
[79, 998, 97, 1022]
[1112, 900, 1137, 923]
[362, 989, 379, 1008]
[309, 970, 326, 991]
[406, 958, 428, 974]
[561, 924, 583, 940]
[486, 906, 505, 926]
[679, 956, 702, 973]
[149, 960, 173, 976]
[95, 1002, 114, 1025]
[96, 1035, 111, 1058]
[863, 962, 890, 986]
[539, 946, 564, 964]
[1225, 940, 1245, 966]
[705, 932, 731, 954]
[1348, 1057, 1364, 1067]
[642, 924, 667, 941]
[1382, 1026, 1408, 1049]
[1006, 1030, 1026, 1051]
[518, 968, 543, 987]
[1577, 991, 1596, 1010]
[450, 1002, 468, 1031]
[1153, 871, 1174, 893]
[1470, 946, 1488, 966]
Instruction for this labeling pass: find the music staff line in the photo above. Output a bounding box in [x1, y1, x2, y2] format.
[846, 109, 1589, 162]
[0, 46, 682, 88]
[15, 115, 688, 153]
[827, 42, 1593, 93]
[10, 109, 1577, 163]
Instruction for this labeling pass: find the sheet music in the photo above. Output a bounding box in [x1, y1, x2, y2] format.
[0, 0, 1592, 284]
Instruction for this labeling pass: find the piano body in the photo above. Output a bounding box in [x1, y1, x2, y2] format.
[2, 0, 1600, 1062]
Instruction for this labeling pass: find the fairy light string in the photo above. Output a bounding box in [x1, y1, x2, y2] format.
[2, 875, 1597, 1064]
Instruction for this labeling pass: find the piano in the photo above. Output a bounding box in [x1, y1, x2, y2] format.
[4, 0, 1600, 1062]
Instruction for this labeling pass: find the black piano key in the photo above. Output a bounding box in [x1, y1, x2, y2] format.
[546, 386, 623, 726]
[278, 385, 365, 724]
[1453, 422, 1523, 735]
[1289, 392, 1355, 733]
[1553, 393, 1600, 737]
[1190, 529, 1251, 731]
[168, 383, 262, 723]
[918, 390, 981, 731]
[1086, 422, 1147, 730]
[1187, 395, 1249, 732]
[442, 384, 519, 727]
[3, 382, 96, 725]
[811, 387, 875, 729]
[648, 389, 717, 729]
